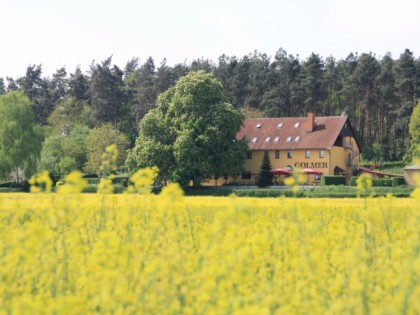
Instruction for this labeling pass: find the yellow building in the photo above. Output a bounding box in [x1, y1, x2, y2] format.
[232, 112, 361, 185]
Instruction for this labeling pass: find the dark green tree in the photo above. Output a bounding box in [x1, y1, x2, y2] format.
[68, 67, 90, 102]
[0, 78, 5, 94]
[256, 151, 273, 187]
[132, 57, 157, 125]
[375, 53, 397, 160]
[301, 53, 324, 113]
[127, 71, 247, 186]
[408, 101, 420, 161]
[89, 57, 125, 126]
[17, 64, 54, 125]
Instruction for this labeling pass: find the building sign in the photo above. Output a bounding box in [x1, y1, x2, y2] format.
[294, 162, 328, 168]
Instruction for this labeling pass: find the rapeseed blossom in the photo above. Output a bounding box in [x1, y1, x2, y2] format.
[1, 176, 419, 314]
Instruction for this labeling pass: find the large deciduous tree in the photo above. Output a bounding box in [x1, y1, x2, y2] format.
[126, 71, 247, 186]
[0, 91, 43, 181]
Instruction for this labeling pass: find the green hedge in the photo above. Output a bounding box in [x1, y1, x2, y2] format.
[82, 184, 126, 194]
[351, 177, 406, 187]
[87, 178, 100, 185]
[0, 187, 24, 193]
[232, 189, 305, 198]
[321, 176, 347, 186]
[392, 177, 406, 186]
[372, 179, 393, 187]
[0, 181, 30, 192]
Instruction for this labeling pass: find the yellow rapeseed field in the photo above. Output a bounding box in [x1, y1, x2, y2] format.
[1, 171, 420, 314]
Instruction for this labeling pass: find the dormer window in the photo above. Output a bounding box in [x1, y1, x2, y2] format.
[295, 136, 301, 142]
[252, 137, 258, 143]
[256, 123, 262, 129]
[277, 122, 283, 128]
[274, 136, 280, 142]
[286, 136, 292, 142]
[265, 136, 271, 143]
[294, 122, 300, 128]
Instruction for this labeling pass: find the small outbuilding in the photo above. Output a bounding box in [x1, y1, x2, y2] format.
[404, 164, 420, 186]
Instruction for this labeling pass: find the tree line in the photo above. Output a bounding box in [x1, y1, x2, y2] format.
[1, 48, 419, 164]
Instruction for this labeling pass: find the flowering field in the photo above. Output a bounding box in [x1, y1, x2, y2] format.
[1, 182, 420, 314]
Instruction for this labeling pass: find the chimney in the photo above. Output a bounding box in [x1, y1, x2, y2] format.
[306, 112, 315, 132]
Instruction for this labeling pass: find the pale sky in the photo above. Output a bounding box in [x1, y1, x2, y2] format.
[1, 0, 419, 79]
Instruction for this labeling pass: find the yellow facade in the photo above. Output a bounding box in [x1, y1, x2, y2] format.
[228, 135, 359, 185]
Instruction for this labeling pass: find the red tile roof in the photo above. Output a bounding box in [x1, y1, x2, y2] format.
[237, 115, 352, 150]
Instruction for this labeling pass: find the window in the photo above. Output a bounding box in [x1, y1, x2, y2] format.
[275, 150, 280, 159]
[265, 136, 271, 142]
[294, 122, 300, 128]
[319, 150, 325, 158]
[277, 122, 283, 128]
[295, 136, 301, 142]
[252, 137, 258, 143]
[286, 136, 292, 142]
[305, 150, 310, 158]
[241, 171, 252, 179]
[274, 136, 280, 142]
[287, 151, 293, 159]
[247, 151, 253, 159]
[256, 123, 262, 129]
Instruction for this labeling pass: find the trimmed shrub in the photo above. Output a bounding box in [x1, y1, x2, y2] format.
[113, 175, 129, 187]
[350, 177, 358, 186]
[392, 177, 406, 187]
[83, 184, 98, 193]
[113, 184, 126, 194]
[0, 188, 24, 193]
[372, 179, 393, 187]
[184, 187, 232, 196]
[321, 176, 347, 186]
[87, 178, 100, 185]
[232, 189, 305, 198]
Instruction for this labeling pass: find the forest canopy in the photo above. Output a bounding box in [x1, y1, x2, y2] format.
[1, 48, 419, 163]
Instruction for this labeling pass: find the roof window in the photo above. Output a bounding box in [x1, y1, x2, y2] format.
[294, 122, 300, 128]
[274, 136, 280, 142]
[286, 136, 292, 142]
[265, 136, 271, 143]
[256, 123, 262, 129]
[252, 137, 258, 143]
[277, 122, 283, 128]
[295, 136, 301, 142]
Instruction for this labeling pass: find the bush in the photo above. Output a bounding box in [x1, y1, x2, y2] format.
[87, 178, 100, 185]
[0, 188, 24, 193]
[184, 187, 232, 196]
[113, 176, 129, 187]
[232, 189, 305, 198]
[321, 176, 347, 186]
[350, 177, 357, 186]
[392, 177, 406, 186]
[83, 184, 98, 193]
[113, 184, 126, 194]
[372, 179, 393, 187]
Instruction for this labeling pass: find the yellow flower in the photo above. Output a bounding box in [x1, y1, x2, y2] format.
[57, 170, 87, 194]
